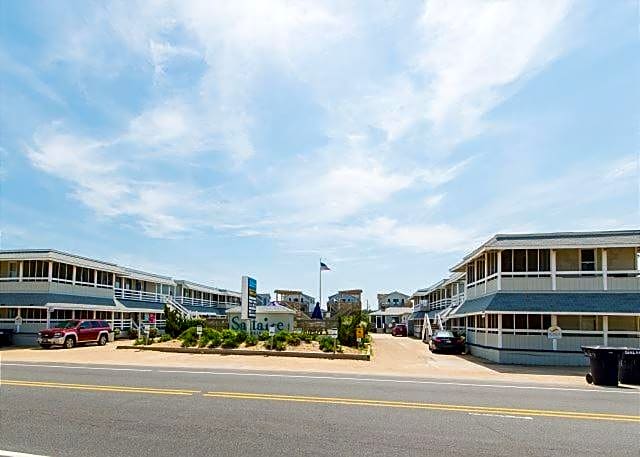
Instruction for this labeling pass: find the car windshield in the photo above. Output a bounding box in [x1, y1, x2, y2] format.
[436, 331, 455, 338]
[59, 320, 80, 329]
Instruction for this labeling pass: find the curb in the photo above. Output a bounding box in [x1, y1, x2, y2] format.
[116, 345, 370, 361]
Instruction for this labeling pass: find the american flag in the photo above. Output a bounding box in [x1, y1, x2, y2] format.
[320, 261, 330, 271]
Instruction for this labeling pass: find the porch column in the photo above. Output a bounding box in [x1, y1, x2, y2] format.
[551, 315, 558, 351]
[94, 269, 98, 288]
[550, 250, 557, 291]
[18, 261, 23, 282]
[484, 252, 488, 293]
[46, 308, 51, 328]
[497, 314, 503, 348]
[497, 251, 502, 291]
[72, 265, 77, 285]
[602, 249, 608, 291]
[110, 311, 115, 329]
[603, 315, 608, 346]
[48, 261, 53, 282]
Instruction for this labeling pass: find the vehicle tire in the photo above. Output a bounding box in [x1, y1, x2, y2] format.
[98, 334, 107, 346]
[39, 344, 51, 349]
[64, 336, 75, 349]
[585, 373, 593, 384]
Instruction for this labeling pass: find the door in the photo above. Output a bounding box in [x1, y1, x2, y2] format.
[77, 321, 94, 342]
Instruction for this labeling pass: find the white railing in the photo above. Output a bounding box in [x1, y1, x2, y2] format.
[176, 296, 236, 307]
[166, 296, 193, 318]
[114, 287, 169, 303]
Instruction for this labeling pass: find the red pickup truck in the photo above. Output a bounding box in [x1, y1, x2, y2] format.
[37, 319, 112, 349]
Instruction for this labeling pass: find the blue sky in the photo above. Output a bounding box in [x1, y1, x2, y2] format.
[1, 0, 638, 307]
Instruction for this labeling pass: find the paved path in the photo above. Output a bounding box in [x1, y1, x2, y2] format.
[0, 334, 587, 385]
[1, 362, 638, 457]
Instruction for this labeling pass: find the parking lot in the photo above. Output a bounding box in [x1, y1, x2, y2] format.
[0, 333, 588, 385]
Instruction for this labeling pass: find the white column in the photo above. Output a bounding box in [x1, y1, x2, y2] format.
[72, 265, 77, 285]
[46, 308, 51, 328]
[497, 251, 502, 291]
[94, 269, 98, 288]
[47, 261, 53, 282]
[18, 261, 23, 282]
[603, 315, 608, 346]
[497, 314, 503, 348]
[551, 314, 558, 351]
[602, 249, 608, 291]
[550, 250, 557, 291]
[484, 252, 488, 293]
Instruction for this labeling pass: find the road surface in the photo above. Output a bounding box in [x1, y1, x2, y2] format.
[1, 362, 638, 456]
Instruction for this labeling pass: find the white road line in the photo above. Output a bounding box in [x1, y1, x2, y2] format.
[3, 362, 635, 394]
[0, 450, 51, 457]
[468, 413, 533, 420]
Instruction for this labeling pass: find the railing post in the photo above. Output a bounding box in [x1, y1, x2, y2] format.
[551, 250, 557, 291]
[603, 315, 608, 346]
[72, 265, 76, 285]
[48, 261, 53, 283]
[18, 261, 23, 282]
[497, 314, 503, 348]
[602, 249, 608, 291]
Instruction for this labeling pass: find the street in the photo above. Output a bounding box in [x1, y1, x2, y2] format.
[1, 362, 638, 457]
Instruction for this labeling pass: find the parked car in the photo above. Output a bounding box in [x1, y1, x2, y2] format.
[391, 323, 407, 337]
[37, 320, 112, 349]
[428, 330, 465, 353]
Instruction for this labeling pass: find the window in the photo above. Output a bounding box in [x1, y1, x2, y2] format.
[76, 267, 93, 284]
[581, 249, 595, 271]
[0, 308, 18, 319]
[608, 316, 639, 332]
[527, 250, 538, 272]
[502, 314, 514, 330]
[476, 258, 485, 280]
[502, 250, 513, 272]
[22, 260, 48, 279]
[79, 321, 91, 329]
[513, 250, 526, 272]
[488, 252, 498, 275]
[23, 308, 46, 320]
[539, 250, 550, 271]
[514, 314, 527, 329]
[528, 314, 542, 330]
[557, 315, 580, 330]
[542, 315, 551, 329]
[76, 310, 92, 319]
[53, 262, 73, 281]
[52, 310, 72, 320]
[466, 263, 475, 283]
[97, 271, 113, 286]
[487, 314, 498, 329]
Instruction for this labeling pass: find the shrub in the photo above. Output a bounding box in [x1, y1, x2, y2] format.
[148, 328, 158, 339]
[133, 338, 145, 346]
[265, 339, 286, 350]
[160, 333, 172, 342]
[258, 331, 270, 341]
[245, 334, 258, 346]
[128, 328, 139, 339]
[300, 332, 314, 343]
[235, 330, 248, 344]
[178, 327, 198, 347]
[318, 336, 336, 352]
[206, 330, 223, 348]
[273, 330, 290, 343]
[221, 337, 239, 349]
[287, 334, 301, 346]
[221, 329, 236, 340]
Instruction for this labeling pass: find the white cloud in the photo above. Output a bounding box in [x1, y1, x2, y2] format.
[423, 193, 444, 208]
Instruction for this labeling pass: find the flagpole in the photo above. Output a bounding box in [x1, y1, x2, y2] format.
[319, 257, 322, 311]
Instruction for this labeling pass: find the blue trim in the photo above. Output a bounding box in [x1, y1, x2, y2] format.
[466, 342, 582, 354]
[0, 293, 114, 307]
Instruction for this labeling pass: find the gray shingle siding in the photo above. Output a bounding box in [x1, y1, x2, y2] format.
[451, 292, 640, 316]
[0, 293, 115, 306]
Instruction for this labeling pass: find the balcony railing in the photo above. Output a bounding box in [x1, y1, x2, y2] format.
[176, 296, 237, 307]
[114, 287, 169, 303]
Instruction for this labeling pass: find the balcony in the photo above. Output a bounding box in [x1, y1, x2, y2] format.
[114, 287, 169, 303]
[176, 296, 235, 308]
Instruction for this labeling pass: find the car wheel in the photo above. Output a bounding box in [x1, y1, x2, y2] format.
[64, 336, 75, 349]
[585, 373, 593, 384]
[98, 334, 107, 346]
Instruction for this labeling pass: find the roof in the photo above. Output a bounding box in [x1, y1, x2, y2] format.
[183, 304, 227, 316]
[117, 299, 166, 311]
[0, 293, 115, 307]
[377, 291, 410, 299]
[451, 230, 640, 271]
[449, 292, 640, 317]
[369, 307, 413, 316]
[412, 272, 465, 297]
[226, 304, 296, 314]
[408, 310, 427, 320]
[175, 279, 240, 296]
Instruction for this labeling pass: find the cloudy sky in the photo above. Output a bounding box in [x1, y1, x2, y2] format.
[1, 0, 638, 307]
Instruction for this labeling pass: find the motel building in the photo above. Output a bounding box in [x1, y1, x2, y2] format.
[445, 230, 640, 366]
[410, 272, 466, 339]
[0, 249, 240, 345]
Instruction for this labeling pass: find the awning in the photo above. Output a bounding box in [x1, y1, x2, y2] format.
[449, 292, 640, 317]
[0, 293, 115, 307]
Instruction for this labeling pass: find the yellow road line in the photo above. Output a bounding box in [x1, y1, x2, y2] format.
[1, 379, 199, 396]
[203, 391, 640, 423]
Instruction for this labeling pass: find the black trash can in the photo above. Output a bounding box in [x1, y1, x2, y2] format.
[581, 346, 624, 386]
[619, 348, 640, 385]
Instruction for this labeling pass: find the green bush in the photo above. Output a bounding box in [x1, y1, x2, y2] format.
[148, 327, 158, 339]
[178, 327, 198, 347]
[207, 330, 223, 348]
[245, 334, 258, 346]
[128, 328, 139, 339]
[265, 339, 286, 350]
[273, 330, 290, 343]
[160, 333, 172, 342]
[221, 337, 239, 349]
[258, 331, 270, 341]
[235, 330, 248, 344]
[300, 332, 314, 343]
[133, 338, 145, 346]
[318, 336, 336, 352]
[287, 334, 301, 346]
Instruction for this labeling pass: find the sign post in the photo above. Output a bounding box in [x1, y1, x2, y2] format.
[269, 324, 276, 350]
[328, 328, 338, 354]
[547, 325, 562, 351]
[14, 315, 22, 333]
[241, 276, 257, 320]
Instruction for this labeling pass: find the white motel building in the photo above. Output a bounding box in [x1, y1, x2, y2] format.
[441, 230, 640, 365]
[0, 249, 240, 345]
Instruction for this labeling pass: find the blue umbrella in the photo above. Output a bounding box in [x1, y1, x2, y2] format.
[311, 302, 323, 320]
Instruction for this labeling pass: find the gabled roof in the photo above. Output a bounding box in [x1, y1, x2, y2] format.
[451, 230, 640, 271]
[449, 292, 640, 317]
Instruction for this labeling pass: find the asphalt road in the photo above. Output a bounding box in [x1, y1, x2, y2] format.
[1, 362, 638, 457]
